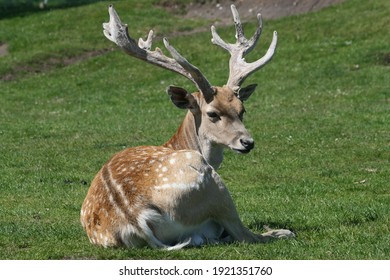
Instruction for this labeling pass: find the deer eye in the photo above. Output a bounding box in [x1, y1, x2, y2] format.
[207, 111, 221, 121]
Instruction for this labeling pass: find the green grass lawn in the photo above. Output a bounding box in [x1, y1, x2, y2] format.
[0, 0, 389, 259]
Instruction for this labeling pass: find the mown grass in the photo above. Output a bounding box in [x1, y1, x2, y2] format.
[0, 0, 389, 259]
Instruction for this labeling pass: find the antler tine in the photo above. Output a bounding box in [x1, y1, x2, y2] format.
[231, 4, 245, 44]
[210, 25, 231, 52]
[245, 13, 263, 56]
[211, 4, 277, 91]
[103, 5, 136, 48]
[138, 30, 154, 50]
[103, 5, 214, 98]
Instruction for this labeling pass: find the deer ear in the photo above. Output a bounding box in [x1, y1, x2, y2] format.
[167, 86, 197, 110]
[237, 84, 257, 102]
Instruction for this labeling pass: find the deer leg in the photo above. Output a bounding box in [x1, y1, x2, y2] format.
[210, 170, 295, 243]
[204, 170, 263, 243]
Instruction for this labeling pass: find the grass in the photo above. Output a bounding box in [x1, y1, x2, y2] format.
[0, 0, 107, 18]
[0, 0, 389, 259]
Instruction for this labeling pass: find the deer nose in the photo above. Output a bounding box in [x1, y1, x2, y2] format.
[240, 137, 254, 150]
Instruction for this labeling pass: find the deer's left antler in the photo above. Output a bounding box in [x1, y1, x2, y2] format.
[211, 5, 278, 92]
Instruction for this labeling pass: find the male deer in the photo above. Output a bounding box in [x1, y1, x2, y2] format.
[80, 4, 294, 250]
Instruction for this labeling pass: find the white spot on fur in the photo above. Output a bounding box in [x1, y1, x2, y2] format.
[185, 152, 193, 159]
[162, 166, 168, 172]
[169, 158, 176, 165]
[103, 236, 110, 247]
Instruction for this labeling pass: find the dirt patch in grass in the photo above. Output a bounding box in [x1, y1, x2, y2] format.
[1, 48, 112, 81]
[174, 0, 345, 22]
[0, 42, 8, 57]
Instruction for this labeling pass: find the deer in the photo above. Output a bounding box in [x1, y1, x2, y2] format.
[80, 4, 295, 250]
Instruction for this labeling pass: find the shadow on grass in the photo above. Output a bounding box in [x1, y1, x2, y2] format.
[0, 0, 109, 19]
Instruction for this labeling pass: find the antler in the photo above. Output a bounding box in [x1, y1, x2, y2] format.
[103, 5, 215, 101]
[211, 5, 278, 92]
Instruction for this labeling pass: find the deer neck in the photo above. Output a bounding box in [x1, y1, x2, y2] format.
[163, 111, 224, 170]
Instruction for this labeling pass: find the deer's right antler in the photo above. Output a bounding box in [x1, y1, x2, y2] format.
[103, 5, 215, 101]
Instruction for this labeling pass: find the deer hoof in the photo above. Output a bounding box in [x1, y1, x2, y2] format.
[263, 229, 296, 239]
